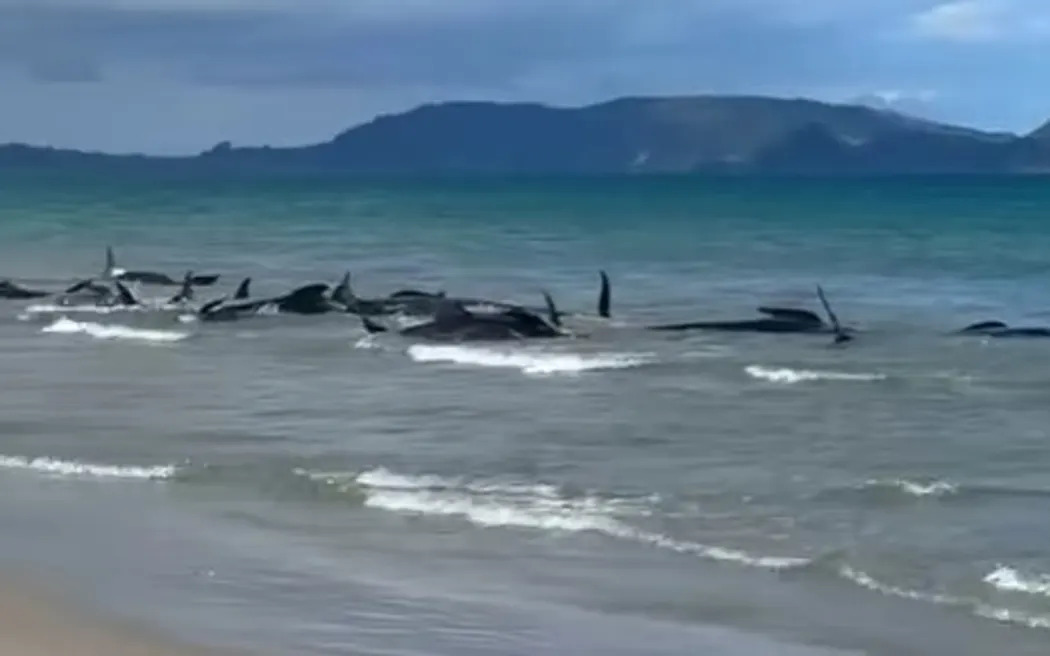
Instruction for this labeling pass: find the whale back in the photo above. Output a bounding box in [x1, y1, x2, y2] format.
[757, 306, 823, 325]
[959, 320, 1008, 334]
[432, 299, 472, 323]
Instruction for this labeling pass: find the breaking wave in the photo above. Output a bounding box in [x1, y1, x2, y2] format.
[860, 478, 959, 498]
[746, 365, 887, 384]
[0, 454, 177, 480]
[839, 565, 1050, 630]
[41, 317, 189, 343]
[406, 345, 654, 376]
[23, 303, 132, 316]
[984, 565, 1050, 597]
[328, 466, 808, 571]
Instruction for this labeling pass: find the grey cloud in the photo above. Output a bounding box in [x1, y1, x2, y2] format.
[0, 1, 919, 90]
[0, 0, 1047, 152]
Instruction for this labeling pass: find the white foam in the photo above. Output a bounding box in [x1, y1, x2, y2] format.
[0, 455, 176, 480]
[356, 466, 562, 498]
[839, 566, 1050, 631]
[351, 467, 805, 571]
[41, 317, 189, 343]
[974, 605, 1050, 629]
[984, 565, 1050, 597]
[407, 345, 652, 376]
[24, 303, 126, 315]
[863, 478, 959, 497]
[746, 365, 886, 384]
[838, 565, 961, 606]
[353, 336, 381, 350]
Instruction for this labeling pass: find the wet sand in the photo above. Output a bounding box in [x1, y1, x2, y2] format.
[0, 573, 232, 656]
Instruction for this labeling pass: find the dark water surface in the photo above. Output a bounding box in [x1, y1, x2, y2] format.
[1, 175, 1050, 655]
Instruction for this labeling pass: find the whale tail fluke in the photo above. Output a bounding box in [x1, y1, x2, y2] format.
[199, 297, 227, 315]
[816, 284, 852, 346]
[113, 280, 140, 307]
[598, 270, 610, 318]
[169, 271, 194, 304]
[361, 316, 387, 334]
[64, 279, 94, 295]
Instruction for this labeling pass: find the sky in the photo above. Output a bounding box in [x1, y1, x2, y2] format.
[1, 0, 1048, 154]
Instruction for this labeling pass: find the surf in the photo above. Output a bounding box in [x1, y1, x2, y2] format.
[40, 317, 190, 343]
[405, 344, 654, 376]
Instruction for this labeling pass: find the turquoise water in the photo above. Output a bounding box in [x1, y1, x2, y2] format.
[1, 175, 1050, 655]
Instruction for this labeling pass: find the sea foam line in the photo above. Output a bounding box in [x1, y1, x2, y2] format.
[345, 467, 806, 571]
[745, 365, 887, 384]
[41, 317, 189, 343]
[840, 565, 1050, 631]
[0, 454, 177, 480]
[406, 344, 653, 376]
[23, 303, 129, 316]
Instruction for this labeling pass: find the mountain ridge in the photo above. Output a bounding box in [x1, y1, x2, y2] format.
[2, 94, 1048, 175]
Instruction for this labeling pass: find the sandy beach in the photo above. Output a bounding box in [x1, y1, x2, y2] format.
[0, 573, 232, 656]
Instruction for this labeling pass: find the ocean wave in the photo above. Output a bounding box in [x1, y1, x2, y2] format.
[406, 344, 653, 376]
[984, 565, 1050, 597]
[41, 317, 189, 343]
[0, 454, 177, 480]
[745, 365, 887, 384]
[819, 478, 1050, 506]
[348, 467, 805, 571]
[861, 478, 959, 498]
[838, 565, 1050, 631]
[355, 466, 563, 498]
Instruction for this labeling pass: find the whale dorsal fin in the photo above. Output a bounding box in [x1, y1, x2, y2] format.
[598, 270, 611, 318]
[104, 246, 116, 277]
[234, 277, 251, 300]
[331, 272, 353, 305]
[543, 291, 562, 327]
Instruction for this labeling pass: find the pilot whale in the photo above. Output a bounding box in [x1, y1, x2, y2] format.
[594, 272, 852, 343]
[360, 293, 569, 342]
[0, 280, 50, 300]
[103, 246, 219, 287]
[956, 320, 1050, 338]
[646, 286, 853, 344]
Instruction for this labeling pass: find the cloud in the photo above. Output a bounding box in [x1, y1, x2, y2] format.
[907, 0, 1050, 42]
[0, 1, 1047, 152]
[910, 0, 1004, 41]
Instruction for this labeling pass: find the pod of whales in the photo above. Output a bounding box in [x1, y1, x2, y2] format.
[9, 246, 1050, 345]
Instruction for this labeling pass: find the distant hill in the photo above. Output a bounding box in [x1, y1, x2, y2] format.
[2, 95, 1049, 175]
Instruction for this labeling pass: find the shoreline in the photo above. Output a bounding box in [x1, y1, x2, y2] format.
[0, 571, 236, 656]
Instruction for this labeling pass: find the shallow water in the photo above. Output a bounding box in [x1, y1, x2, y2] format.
[2, 175, 1050, 655]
